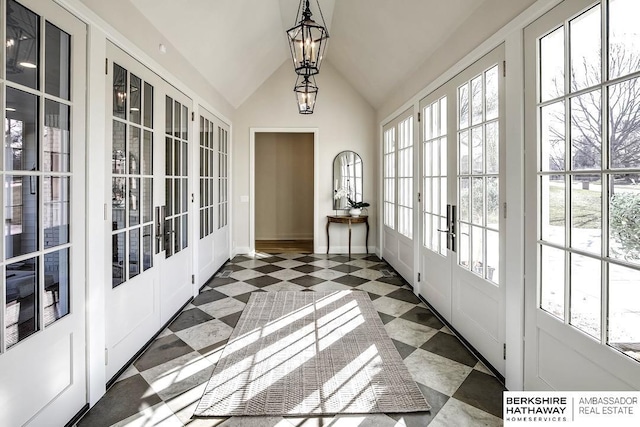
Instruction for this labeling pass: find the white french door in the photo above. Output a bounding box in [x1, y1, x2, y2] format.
[382, 109, 414, 280]
[524, 0, 640, 390]
[0, 0, 87, 425]
[105, 43, 192, 380]
[197, 108, 229, 285]
[419, 46, 506, 374]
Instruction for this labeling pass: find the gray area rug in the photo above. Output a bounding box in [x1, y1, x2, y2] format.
[194, 290, 430, 417]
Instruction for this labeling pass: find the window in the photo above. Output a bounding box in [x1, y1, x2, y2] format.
[111, 63, 154, 286]
[457, 65, 500, 284]
[199, 116, 215, 238]
[383, 113, 414, 238]
[537, 0, 640, 362]
[422, 97, 448, 255]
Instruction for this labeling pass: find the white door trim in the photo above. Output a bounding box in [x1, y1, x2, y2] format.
[249, 128, 320, 254]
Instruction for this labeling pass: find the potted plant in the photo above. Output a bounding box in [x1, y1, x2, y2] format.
[347, 196, 369, 217]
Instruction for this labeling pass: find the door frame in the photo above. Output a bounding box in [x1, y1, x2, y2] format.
[249, 128, 319, 254]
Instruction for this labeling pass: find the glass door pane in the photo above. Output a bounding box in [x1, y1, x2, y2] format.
[457, 65, 501, 284]
[535, 0, 640, 363]
[111, 62, 154, 286]
[422, 97, 447, 256]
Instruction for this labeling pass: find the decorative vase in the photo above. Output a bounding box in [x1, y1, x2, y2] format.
[349, 208, 361, 217]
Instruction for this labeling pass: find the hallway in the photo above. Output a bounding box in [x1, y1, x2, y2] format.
[78, 253, 504, 426]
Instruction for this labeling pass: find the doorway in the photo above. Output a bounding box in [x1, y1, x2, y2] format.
[254, 132, 314, 253]
[417, 45, 506, 376]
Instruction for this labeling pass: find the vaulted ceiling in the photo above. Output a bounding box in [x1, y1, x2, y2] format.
[130, 0, 489, 109]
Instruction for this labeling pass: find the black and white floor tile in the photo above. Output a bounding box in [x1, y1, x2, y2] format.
[78, 253, 505, 427]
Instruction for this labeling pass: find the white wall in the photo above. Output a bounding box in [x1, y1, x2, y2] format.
[234, 61, 377, 254]
[377, 0, 537, 123]
[79, 0, 234, 121]
[255, 133, 314, 241]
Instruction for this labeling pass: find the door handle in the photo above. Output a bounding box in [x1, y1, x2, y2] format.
[155, 206, 166, 253]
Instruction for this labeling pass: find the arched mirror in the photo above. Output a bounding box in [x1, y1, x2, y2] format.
[333, 151, 363, 210]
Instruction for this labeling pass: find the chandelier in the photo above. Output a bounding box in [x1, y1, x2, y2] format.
[294, 75, 318, 114]
[287, 0, 328, 114]
[286, 0, 329, 76]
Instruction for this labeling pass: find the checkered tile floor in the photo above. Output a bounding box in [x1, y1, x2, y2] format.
[77, 253, 505, 427]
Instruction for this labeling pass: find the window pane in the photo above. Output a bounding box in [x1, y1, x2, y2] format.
[44, 100, 70, 172]
[541, 101, 565, 172]
[459, 177, 470, 223]
[485, 66, 499, 120]
[486, 122, 499, 174]
[182, 215, 188, 249]
[486, 177, 499, 230]
[113, 64, 127, 119]
[487, 230, 499, 284]
[130, 74, 141, 124]
[459, 131, 469, 175]
[129, 178, 140, 226]
[608, 263, 640, 362]
[541, 245, 565, 320]
[143, 224, 153, 271]
[459, 84, 469, 129]
[165, 96, 173, 135]
[5, 257, 38, 347]
[112, 120, 126, 174]
[44, 248, 70, 327]
[182, 105, 188, 140]
[112, 232, 125, 287]
[142, 178, 152, 224]
[570, 5, 601, 91]
[6, 0, 39, 90]
[471, 126, 483, 174]
[459, 223, 470, 269]
[609, 0, 640, 79]
[6, 175, 39, 258]
[423, 142, 432, 177]
[112, 177, 126, 230]
[165, 136, 173, 176]
[45, 22, 71, 100]
[472, 177, 484, 226]
[471, 75, 483, 125]
[540, 27, 565, 102]
[609, 77, 640, 169]
[5, 88, 39, 172]
[439, 137, 447, 177]
[174, 101, 181, 138]
[472, 226, 484, 276]
[570, 254, 600, 339]
[143, 130, 152, 175]
[570, 174, 601, 255]
[541, 175, 565, 245]
[129, 228, 140, 279]
[609, 174, 640, 266]
[143, 82, 153, 128]
[129, 126, 140, 174]
[44, 176, 69, 249]
[571, 90, 601, 170]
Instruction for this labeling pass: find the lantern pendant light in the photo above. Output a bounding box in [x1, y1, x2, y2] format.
[286, 0, 329, 76]
[294, 75, 318, 114]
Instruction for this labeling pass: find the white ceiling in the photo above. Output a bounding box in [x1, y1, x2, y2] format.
[130, 0, 486, 109]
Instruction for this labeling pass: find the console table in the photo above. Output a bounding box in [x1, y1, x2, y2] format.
[326, 215, 369, 258]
